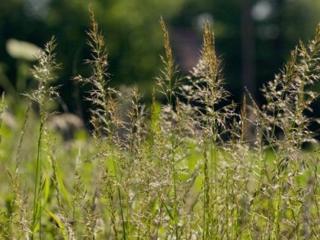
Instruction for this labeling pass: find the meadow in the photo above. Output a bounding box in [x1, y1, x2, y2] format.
[0, 13, 320, 239]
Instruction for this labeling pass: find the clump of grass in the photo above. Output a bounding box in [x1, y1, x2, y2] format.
[74, 10, 126, 239]
[253, 23, 320, 239]
[261, 25, 320, 151]
[157, 17, 181, 239]
[1, 10, 320, 240]
[26, 37, 60, 237]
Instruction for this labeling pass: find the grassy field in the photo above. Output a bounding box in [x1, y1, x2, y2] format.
[0, 14, 320, 239]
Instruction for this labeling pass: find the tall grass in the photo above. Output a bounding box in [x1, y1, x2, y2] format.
[26, 38, 60, 238]
[0, 14, 320, 239]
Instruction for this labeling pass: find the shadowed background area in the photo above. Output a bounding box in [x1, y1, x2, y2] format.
[1, 0, 320, 120]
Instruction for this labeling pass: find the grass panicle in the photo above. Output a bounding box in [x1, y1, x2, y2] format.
[75, 9, 121, 140]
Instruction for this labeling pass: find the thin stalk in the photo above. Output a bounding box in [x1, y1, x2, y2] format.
[118, 186, 127, 240]
[170, 135, 179, 239]
[202, 144, 209, 240]
[32, 115, 44, 239]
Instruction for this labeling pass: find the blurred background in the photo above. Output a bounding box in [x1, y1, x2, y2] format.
[1, 0, 320, 121]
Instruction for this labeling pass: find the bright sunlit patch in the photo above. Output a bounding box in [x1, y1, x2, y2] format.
[6, 39, 41, 61]
[251, 0, 273, 21]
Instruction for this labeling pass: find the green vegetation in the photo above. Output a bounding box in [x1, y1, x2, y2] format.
[2, 1, 320, 110]
[1, 14, 320, 239]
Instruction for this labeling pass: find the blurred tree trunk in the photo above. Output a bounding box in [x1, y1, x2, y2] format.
[241, 0, 255, 98]
[241, 0, 256, 144]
